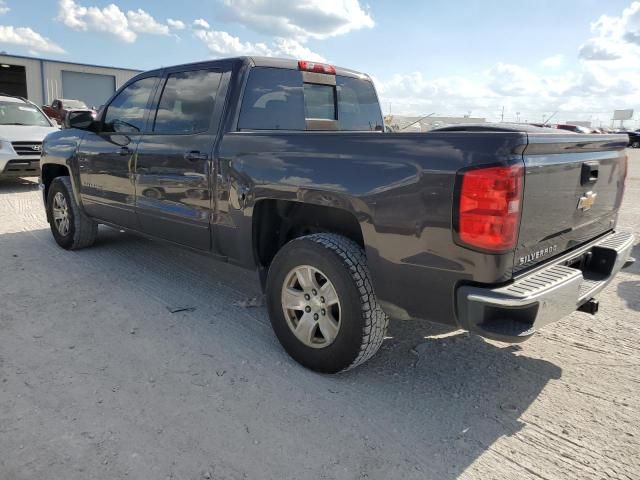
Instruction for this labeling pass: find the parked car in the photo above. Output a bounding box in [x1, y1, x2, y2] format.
[615, 130, 640, 148]
[39, 57, 635, 373]
[555, 124, 593, 134]
[0, 93, 58, 178]
[42, 98, 95, 125]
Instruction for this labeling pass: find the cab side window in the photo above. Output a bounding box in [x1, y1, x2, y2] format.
[152, 70, 222, 134]
[103, 77, 158, 134]
[238, 68, 305, 130]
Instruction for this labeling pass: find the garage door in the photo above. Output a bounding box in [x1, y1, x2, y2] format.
[0, 65, 27, 97]
[61, 71, 116, 109]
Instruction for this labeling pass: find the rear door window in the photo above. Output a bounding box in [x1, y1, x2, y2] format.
[152, 69, 222, 134]
[238, 68, 305, 130]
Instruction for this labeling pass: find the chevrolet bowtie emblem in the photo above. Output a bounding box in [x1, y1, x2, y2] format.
[578, 191, 597, 211]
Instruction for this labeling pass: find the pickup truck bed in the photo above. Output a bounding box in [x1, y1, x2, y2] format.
[39, 56, 635, 373]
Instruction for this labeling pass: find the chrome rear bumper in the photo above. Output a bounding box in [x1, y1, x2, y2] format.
[456, 231, 635, 342]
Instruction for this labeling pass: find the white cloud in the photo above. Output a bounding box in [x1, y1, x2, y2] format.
[579, 1, 640, 61]
[57, 0, 134, 42]
[541, 54, 564, 67]
[578, 40, 622, 60]
[488, 63, 546, 97]
[222, 0, 374, 41]
[272, 38, 326, 61]
[193, 18, 210, 29]
[126, 9, 170, 35]
[57, 0, 172, 42]
[623, 2, 640, 44]
[193, 26, 326, 61]
[167, 18, 186, 30]
[377, 71, 496, 118]
[0, 1, 9, 15]
[376, 58, 640, 124]
[194, 28, 271, 56]
[0, 25, 66, 53]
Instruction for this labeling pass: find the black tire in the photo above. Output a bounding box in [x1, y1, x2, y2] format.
[46, 176, 98, 250]
[632, 141, 640, 148]
[266, 233, 389, 373]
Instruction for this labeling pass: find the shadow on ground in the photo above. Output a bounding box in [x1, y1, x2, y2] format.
[617, 243, 640, 312]
[0, 226, 562, 479]
[0, 177, 39, 194]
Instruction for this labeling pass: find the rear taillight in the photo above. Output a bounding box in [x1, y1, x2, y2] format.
[298, 60, 336, 75]
[457, 164, 524, 252]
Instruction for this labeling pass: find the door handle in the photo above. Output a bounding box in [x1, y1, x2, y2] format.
[184, 151, 208, 161]
[118, 146, 132, 156]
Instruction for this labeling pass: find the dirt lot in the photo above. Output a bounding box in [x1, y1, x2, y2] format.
[1, 150, 639, 480]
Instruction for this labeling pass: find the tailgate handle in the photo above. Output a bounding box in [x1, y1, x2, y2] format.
[581, 162, 599, 185]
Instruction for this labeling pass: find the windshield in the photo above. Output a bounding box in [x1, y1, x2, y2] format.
[62, 99, 88, 109]
[0, 101, 52, 126]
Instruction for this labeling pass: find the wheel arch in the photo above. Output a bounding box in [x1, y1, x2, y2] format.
[41, 163, 71, 203]
[252, 199, 366, 273]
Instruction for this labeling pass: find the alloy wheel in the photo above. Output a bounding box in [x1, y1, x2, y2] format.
[52, 192, 70, 236]
[281, 265, 341, 348]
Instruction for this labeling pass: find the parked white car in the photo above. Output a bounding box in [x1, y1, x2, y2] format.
[0, 94, 58, 178]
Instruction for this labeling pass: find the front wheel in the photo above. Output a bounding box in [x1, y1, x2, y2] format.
[266, 233, 388, 373]
[46, 176, 98, 250]
[632, 141, 640, 148]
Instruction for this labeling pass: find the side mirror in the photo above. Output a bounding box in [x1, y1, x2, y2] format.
[65, 110, 96, 130]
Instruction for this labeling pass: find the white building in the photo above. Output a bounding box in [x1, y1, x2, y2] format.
[0, 53, 141, 109]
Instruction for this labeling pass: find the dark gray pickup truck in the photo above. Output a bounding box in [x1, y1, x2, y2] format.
[40, 56, 635, 373]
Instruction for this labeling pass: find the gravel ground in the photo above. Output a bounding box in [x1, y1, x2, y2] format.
[0, 150, 639, 480]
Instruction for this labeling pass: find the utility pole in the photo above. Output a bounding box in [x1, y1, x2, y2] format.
[500, 106, 505, 122]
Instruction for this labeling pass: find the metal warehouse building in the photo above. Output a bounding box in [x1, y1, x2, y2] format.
[0, 53, 141, 109]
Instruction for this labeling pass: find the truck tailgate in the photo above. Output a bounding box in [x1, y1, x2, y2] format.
[515, 134, 628, 272]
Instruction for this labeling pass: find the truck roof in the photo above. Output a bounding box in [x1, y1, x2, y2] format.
[247, 56, 370, 79]
[138, 56, 370, 80]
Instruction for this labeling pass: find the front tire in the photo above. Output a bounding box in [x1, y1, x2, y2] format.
[266, 233, 388, 373]
[46, 176, 98, 250]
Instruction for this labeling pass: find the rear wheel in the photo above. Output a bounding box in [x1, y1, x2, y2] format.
[266, 233, 388, 373]
[46, 176, 98, 250]
[632, 141, 640, 148]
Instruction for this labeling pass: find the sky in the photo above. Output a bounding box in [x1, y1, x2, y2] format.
[0, 0, 639, 126]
